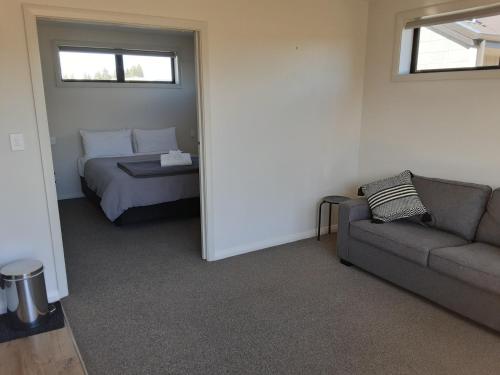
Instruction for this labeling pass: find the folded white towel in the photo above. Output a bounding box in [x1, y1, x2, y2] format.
[160, 151, 192, 167]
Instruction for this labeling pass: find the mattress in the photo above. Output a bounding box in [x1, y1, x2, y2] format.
[82, 154, 199, 221]
[77, 152, 161, 177]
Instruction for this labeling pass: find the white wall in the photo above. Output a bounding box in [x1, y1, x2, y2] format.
[359, 0, 500, 187]
[0, 0, 368, 311]
[37, 20, 197, 200]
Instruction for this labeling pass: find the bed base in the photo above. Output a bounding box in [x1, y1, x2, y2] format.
[80, 177, 200, 226]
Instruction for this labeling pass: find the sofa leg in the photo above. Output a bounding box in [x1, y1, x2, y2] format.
[340, 259, 353, 267]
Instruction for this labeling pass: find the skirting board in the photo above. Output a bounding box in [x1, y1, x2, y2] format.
[57, 191, 85, 201]
[211, 225, 337, 261]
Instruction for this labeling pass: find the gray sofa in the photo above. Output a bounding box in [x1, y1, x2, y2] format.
[337, 174, 500, 332]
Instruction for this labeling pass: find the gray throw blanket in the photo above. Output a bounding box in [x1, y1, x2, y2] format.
[118, 156, 199, 178]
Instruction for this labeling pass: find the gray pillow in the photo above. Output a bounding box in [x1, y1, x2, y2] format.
[412, 175, 491, 241]
[133, 127, 178, 153]
[474, 188, 500, 246]
[362, 170, 427, 223]
[80, 129, 134, 158]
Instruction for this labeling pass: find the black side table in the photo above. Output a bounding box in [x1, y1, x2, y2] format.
[317, 195, 349, 240]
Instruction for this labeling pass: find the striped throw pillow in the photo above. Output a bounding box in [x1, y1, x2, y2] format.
[361, 170, 427, 223]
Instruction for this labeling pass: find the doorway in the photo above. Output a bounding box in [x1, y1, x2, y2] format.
[23, 4, 212, 301]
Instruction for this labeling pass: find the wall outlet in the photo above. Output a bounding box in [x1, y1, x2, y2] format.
[9, 133, 25, 151]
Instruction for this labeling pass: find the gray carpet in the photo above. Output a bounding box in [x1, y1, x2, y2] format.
[59, 198, 500, 375]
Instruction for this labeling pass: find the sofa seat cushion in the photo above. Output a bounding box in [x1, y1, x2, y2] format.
[350, 220, 468, 266]
[429, 242, 500, 295]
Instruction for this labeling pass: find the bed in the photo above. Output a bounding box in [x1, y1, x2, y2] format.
[78, 153, 200, 225]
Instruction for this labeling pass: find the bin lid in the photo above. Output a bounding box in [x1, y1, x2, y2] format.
[0, 259, 44, 281]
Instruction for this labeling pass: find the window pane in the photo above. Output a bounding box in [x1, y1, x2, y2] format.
[415, 14, 500, 71]
[417, 27, 478, 70]
[59, 51, 117, 81]
[123, 55, 173, 82]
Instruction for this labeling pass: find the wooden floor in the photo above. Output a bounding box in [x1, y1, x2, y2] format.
[0, 322, 86, 375]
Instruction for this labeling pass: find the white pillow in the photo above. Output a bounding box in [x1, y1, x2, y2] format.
[133, 127, 178, 153]
[80, 129, 134, 158]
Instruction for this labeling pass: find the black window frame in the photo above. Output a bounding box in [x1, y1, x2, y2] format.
[58, 45, 177, 84]
[409, 27, 500, 74]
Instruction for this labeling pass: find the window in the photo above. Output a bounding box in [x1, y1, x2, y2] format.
[408, 8, 500, 74]
[58, 46, 177, 83]
[59, 49, 117, 81]
[122, 54, 174, 82]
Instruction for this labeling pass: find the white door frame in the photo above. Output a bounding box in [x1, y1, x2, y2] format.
[22, 4, 214, 299]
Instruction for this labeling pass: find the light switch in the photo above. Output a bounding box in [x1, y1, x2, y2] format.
[10, 133, 25, 151]
[50, 136, 56, 145]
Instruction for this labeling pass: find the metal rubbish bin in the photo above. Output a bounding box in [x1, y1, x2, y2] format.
[0, 259, 50, 329]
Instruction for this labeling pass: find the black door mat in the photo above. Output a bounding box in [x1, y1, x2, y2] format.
[0, 301, 65, 343]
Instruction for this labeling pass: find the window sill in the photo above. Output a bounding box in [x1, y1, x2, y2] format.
[55, 80, 183, 89]
[392, 68, 500, 82]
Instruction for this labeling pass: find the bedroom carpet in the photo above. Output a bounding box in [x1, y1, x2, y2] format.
[59, 198, 500, 375]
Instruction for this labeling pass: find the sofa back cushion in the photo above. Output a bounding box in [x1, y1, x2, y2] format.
[476, 188, 500, 247]
[412, 175, 491, 241]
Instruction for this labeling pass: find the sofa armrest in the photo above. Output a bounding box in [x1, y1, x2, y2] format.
[337, 198, 370, 260]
